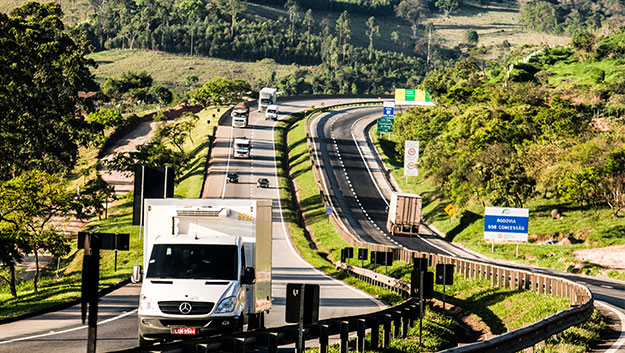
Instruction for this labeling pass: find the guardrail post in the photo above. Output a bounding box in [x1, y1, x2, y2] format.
[267, 332, 278, 353]
[383, 314, 392, 347]
[504, 270, 510, 288]
[370, 316, 380, 350]
[357, 319, 366, 352]
[402, 309, 410, 338]
[393, 312, 402, 339]
[319, 325, 329, 353]
[340, 321, 349, 353]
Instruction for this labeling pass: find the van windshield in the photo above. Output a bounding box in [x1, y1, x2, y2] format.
[146, 244, 238, 280]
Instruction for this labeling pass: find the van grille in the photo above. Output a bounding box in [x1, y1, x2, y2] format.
[158, 301, 214, 315]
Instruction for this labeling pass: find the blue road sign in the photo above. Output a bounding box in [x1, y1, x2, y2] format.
[484, 207, 529, 241]
[383, 106, 394, 117]
[325, 205, 332, 215]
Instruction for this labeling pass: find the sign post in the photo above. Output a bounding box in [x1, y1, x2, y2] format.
[484, 207, 529, 253]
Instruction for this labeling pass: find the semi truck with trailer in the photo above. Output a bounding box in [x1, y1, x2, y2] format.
[386, 192, 422, 236]
[233, 137, 251, 158]
[258, 88, 277, 111]
[136, 198, 272, 345]
[231, 102, 249, 128]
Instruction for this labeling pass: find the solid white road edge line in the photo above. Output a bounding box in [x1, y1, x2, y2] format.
[274, 110, 386, 310]
[0, 309, 139, 345]
[595, 301, 625, 353]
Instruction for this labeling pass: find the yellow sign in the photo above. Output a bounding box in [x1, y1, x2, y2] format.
[394, 88, 435, 106]
[444, 204, 457, 216]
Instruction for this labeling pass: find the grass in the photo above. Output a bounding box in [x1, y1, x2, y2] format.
[0, 106, 219, 319]
[87, 50, 302, 95]
[369, 128, 625, 281]
[547, 58, 625, 89]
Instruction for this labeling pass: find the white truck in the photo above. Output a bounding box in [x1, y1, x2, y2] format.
[233, 137, 251, 158]
[265, 104, 279, 120]
[258, 87, 277, 111]
[232, 102, 249, 128]
[136, 198, 272, 345]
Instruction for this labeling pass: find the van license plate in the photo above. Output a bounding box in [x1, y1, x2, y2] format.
[172, 327, 196, 335]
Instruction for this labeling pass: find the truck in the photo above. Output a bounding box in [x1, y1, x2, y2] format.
[233, 137, 251, 158]
[136, 198, 272, 345]
[231, 102, 249, 128]
[258, 87, 277, 111]
[265, 104, 279, 120]
[386, 192, 422, 236]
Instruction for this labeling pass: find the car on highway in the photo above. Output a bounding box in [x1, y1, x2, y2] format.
[227, 172, 239, 183]
[256, 178, 269, 188]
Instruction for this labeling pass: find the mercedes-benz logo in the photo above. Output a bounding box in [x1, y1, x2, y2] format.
[178, 302, 192, 314]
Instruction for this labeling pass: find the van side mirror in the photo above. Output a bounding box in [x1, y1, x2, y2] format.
[242, 267, 255, 285]
[131, 265, 142, 283]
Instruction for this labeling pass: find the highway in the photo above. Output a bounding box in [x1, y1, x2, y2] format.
[312, 104, 625, 351]
[0, 98, 384, 352]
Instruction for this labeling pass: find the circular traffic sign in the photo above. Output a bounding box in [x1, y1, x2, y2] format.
[407, 148, 416, 156]
[407, 162, 415, 169]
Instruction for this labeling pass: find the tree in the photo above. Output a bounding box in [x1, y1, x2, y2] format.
[600, 148, 625, 216]
[285, 0, 301, 44]
[366, 16, 380, 61]
[336, 11, 351, 62]
[395, 0, 427, 40]
[87, 109, 124, 145]
[0, 2, 98, 181]
[0, 171, 77, 293]
[225, 0, 245, 39]
[303, 9, 315, 52]
[435, 0, 463, 17]
[188, 77, 251, 106]
[571, 30, 596, 61]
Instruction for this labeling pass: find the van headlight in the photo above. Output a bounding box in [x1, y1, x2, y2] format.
[139, 294, 156, 313]
[215, 296, 236, 313]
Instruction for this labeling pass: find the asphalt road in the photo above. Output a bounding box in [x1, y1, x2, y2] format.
[0, 98, 385, 353]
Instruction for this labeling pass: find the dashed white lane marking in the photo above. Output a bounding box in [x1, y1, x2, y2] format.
[601, 285, 614, 289]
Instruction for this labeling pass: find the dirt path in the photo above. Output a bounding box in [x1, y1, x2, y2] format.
[100, 121, 159, 195]
[574, 245, 625, 270]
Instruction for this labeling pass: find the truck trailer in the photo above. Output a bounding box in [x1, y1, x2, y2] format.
[386, 192, 422, 236]
[136, 198, 272, 345]
[231, 102, 249, 128]
[258, 87, 277, 111]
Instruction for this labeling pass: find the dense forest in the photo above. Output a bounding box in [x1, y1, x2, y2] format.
[393, 35, 625, 214]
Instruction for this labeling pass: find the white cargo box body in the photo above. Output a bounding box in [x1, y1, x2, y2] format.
[386, 192, 422, 236]
[258, 87, 277, 111]
[143, 198, 272, 313]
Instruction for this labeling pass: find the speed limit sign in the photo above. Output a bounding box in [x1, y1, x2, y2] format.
[404, 141, 419, 176]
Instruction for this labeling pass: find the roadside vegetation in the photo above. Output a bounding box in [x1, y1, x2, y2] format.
[370, 33, 625, 280]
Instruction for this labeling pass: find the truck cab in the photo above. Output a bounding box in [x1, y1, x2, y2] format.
[232, 103, 249, 128]
[137, 199, 272, 345]
[233, 137, 250, 158]
[265, 105, 279, 120]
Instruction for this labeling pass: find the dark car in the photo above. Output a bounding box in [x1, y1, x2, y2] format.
[226, 173, 239, 183]
[256, 178, 269, 188]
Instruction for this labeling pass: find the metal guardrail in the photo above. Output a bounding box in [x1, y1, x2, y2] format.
[111, 100, 593, 353]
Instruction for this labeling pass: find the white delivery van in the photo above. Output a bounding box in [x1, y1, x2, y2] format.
[265, 105, 279, 120]
[137, 199, 272, 345]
